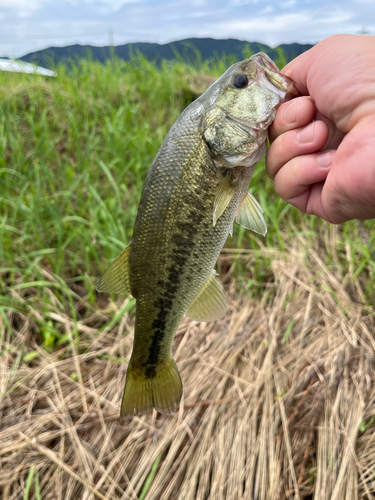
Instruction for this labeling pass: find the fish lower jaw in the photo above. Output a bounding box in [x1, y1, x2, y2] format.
[218, 140, 267, 168]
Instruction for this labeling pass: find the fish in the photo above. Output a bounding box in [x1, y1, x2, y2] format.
[97, 53, 295, 418]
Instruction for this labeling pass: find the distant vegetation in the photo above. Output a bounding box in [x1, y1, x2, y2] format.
[19, 37, 314, 69]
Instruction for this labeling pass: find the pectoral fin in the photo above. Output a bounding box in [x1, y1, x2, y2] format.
[213, 174, 236, 226]
[235, 192, 267, 236]
[186, 270, 227, 322]
[96, 243, 132, 295]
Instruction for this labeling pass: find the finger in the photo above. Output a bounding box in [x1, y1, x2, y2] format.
[281, 44, 319, 95]
[266, 120, 329, 180]
[315, 111, 345, 151]
[276, 178, 332, 222]
[304, 182, 332, 222]
[273, 150, 334, 203]
[268, 97, 315, 143]
[276, 180, 331, 221]
[322, 119, 375, 223]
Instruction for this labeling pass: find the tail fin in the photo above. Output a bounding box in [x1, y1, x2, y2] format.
[121, 357, 182, 418]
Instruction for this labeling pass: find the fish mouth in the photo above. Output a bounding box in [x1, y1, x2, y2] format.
[252, 52, 298, 99]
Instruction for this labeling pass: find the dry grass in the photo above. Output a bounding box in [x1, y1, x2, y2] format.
[1, 227, 375, 500]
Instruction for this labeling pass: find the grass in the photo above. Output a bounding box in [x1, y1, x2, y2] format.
[0, 54, 375, 499]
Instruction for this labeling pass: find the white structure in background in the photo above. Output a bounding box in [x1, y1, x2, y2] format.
[0, 59, 56, 77]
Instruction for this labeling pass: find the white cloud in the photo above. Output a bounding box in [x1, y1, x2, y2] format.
[68, 0, 141, 7]
[0, 0, 374, 58]
[282, 0, 297, 7]
[0, 0, 48, 16]
[220, 12, 311, 34]
[0, 0, 45, 5]
[260, 6, 273, 14]
[320, 11, 352, 23]
[230, 0, 261, 6]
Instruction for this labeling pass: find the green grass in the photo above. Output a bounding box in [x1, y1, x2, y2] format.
[23, 467, 41, 500]
[1, 54, 374, 353]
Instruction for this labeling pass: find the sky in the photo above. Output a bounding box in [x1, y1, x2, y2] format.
[0, 0, 374, 59]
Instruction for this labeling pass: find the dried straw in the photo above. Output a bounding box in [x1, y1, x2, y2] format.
[1, 227, 375, 499]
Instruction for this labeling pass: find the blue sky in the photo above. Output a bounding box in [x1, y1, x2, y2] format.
[0, 0, 374, 58]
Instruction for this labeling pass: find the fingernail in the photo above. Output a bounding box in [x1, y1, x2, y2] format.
[283, 101, 297, 124]
[297, 123, 315, 144]
[317, 151, 333, 168]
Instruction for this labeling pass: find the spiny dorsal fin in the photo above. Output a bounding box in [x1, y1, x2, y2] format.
[235, 192, 267, 236]
[186, 270, 227, 322]
[213, 174, 236, 226]
[96, 243, 132, 295]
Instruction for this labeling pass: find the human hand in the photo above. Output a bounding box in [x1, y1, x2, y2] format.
[266, 34, 375, 223]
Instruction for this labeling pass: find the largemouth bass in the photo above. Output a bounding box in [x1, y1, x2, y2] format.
[97, 53, 295, 418]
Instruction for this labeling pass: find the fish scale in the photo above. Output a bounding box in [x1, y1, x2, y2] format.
[130, 108, 219, 355]
[97, 53, 295, 418]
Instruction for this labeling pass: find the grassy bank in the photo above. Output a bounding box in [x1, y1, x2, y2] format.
[1, 56, 374, 329]
[1, 56, 374, 499]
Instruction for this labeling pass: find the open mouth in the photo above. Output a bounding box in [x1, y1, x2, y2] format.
[252, 53, 297, 98]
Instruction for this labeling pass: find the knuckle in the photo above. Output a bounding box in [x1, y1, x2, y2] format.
[288, 156, 300, 180]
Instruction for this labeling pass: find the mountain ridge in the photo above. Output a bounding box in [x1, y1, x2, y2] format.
[19, 38, 313, 68]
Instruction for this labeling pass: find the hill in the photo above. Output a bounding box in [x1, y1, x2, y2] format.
[20, 37, 313, 68]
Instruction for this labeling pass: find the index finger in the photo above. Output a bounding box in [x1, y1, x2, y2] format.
[281, 46, 317, 96]
[268, 96, 316, 143]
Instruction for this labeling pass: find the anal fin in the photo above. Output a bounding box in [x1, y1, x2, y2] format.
[186, 270, 227, 322]
[235, 192, 267, 236]
[96, 243, 132, 295]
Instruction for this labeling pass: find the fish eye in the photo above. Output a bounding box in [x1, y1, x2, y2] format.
[232, 73, 248, 89]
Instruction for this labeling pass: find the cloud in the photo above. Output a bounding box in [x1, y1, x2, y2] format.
[220, 12, 311, 34]
[68, 0, 141, 11]
[1, 0, 48, 16]
[320, 11, 352, 23]
[282, 0, 297, 7]
[0, 0, 373, 58]
[260, 6, 274, 14]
